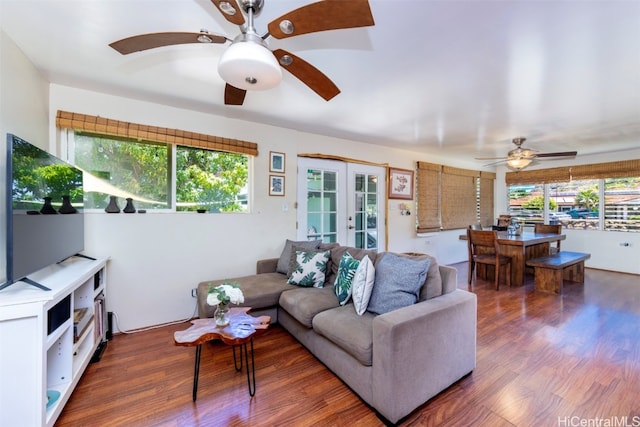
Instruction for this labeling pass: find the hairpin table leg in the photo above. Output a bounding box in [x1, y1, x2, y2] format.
[244, 338, 256, 396]
[192, 344, 202, 401]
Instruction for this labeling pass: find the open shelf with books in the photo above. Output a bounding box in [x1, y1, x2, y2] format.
[0, 256, 109, 427]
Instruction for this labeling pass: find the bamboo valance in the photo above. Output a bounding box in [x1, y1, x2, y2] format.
[56, 110, 258, 157]
[505, 159, 640, 185]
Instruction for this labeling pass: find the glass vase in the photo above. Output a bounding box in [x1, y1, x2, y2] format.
[214, 303, 230, 327]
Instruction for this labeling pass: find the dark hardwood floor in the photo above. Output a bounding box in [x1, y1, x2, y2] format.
[56, 264, 640, 426]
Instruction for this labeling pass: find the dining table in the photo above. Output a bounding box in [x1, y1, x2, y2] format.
[462, 231, 567, 287]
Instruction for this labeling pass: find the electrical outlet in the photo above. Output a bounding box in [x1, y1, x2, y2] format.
[191, 288, 197, 298]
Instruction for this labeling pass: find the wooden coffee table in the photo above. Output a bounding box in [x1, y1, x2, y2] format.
[174, 307, 271, 401]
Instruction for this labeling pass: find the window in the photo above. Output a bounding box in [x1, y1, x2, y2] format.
[604, 178, 640, 232]
[505, 159, 640, 232]
[176, 145, 248, 212]
[509, 180, 601, 229]
[57, 111, 254, 213]
[74, 132, 170, 210]
[416, 162, 494, 232]
[71, 132, 249, 212]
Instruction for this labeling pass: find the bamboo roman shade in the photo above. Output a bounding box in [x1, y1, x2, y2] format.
[416, 162, 441, 233]
[441, 166, 477, 230]
[56, 110, 258, 156]
[479, 171, 496, 227]
[416, 162, 494, 233]
[505, 159, 640, 185]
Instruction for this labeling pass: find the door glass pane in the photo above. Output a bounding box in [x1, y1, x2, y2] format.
[355, 174, 365, 192]
[307, 169, 322, 191]
[305, 168, 338, 243]
[368, 175, 377, 192]
[324, 172, 337, 191]
[351, 172, 379, 250]
[323, 193, 337, 211]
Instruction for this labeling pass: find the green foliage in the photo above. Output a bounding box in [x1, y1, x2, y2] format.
[176, 146, 248, 212]
[575, 189, 598, 210]
[522, 195, 557, 210]
[74, 133, 248, 212]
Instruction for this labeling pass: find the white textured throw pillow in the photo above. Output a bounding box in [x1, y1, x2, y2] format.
[351, 255, 375, 315]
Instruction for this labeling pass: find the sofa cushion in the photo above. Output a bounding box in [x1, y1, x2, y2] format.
[197, 272, 289, 318]
[334, 251, 360, 305]
[351, 255, 376, 315]
[287, 250, 330, 288]
[402, 252, 443, 301]
[312, 305, 375, 366]
[278, 286, 339, 328]
[367, 252, 430, 315]
[326, 245, 377, 286]
[276, 239, 321, 274]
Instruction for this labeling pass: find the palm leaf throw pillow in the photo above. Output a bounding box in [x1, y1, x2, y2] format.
[287, 250, 330, 288]
[334, 251, 360, 305]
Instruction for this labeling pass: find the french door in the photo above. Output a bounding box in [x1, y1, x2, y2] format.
[296, 158, 386, 250]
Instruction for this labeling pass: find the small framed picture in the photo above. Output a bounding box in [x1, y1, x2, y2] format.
[270, 151, 285, 173]
[388, 167, 414, 200]
[269, 175, 285, 196]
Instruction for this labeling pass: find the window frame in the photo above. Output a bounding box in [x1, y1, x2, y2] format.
[60, 129, 252, 213]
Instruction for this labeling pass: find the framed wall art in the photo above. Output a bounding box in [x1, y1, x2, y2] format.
[269, 151, 285, 173]
[269, 175, 285, 196]
[388, 167, 414, 200]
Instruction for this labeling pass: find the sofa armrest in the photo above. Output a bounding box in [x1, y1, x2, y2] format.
[256, 258, 278, 274]
[439, 264, 457, 295]
[371, 289, 477, 423]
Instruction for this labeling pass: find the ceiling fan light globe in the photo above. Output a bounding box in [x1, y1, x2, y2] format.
[507, 157, 533, 170]
[218, 41, 282, 91]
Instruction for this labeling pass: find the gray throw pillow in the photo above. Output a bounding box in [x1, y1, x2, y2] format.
[277, 239, 321, 274]
[367, 252, 431, 315]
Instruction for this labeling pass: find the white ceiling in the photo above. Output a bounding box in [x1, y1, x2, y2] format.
[1, 0, 639, 165]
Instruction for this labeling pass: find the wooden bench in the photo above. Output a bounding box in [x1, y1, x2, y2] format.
[526, 251, 591, 294]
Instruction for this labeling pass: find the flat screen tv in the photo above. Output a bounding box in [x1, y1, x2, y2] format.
[1, 134, 85, 291]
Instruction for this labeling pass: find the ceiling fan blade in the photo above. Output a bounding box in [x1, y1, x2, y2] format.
[268, 0, 375, 39]
[475, 156, 508, 160]
[109, 32, 227, 55]
[273, 49, 340, 101]
[210, 0, 245, 26]
[536, 151, 578, 158]
[224, 84, 246, 105]
[483, 159, 508, 167]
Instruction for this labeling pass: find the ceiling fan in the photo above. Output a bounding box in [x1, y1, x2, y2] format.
[109, 0, 375, 106]
[476, 137, 578, 170]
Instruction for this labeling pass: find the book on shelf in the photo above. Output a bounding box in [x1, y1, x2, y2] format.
[73, 307, 93, 342]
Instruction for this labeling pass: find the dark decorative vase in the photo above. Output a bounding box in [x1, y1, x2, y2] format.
[58, 195, 77, 214]
[123, 198, 136, 213]
[40, 197, 58, 214]
[105, 196, 121, 213]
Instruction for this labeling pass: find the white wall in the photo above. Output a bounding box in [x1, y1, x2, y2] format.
[0, 30, 50, 285]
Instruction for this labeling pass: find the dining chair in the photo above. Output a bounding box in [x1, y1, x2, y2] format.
[534, 223, 562, 254]
[467, 227, 512, 290]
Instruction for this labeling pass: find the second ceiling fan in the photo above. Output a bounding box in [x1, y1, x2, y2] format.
[476, 137, 578, 170]
[109, 0, 375, 106]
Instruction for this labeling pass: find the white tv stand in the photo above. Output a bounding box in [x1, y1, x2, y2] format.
[0, 256, 109, 427]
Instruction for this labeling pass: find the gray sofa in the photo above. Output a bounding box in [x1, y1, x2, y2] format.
[196, 243, 477, 424]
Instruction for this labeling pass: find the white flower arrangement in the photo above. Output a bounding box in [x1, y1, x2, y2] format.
[207, 282, 244, 306]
